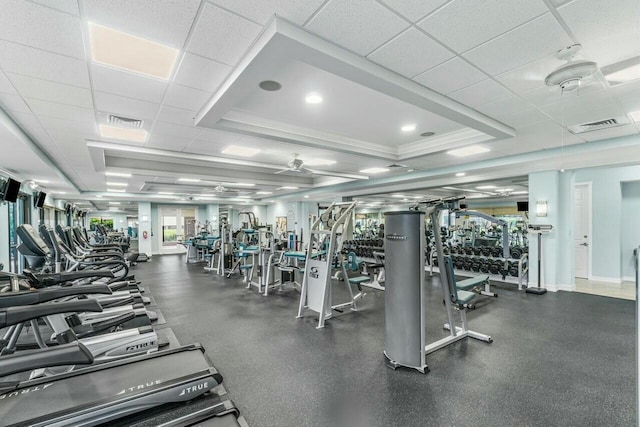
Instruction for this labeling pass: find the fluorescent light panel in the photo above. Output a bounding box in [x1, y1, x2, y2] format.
[88, 22, 179, 80]
[106, 182, 128, 187]
[99, 124, 147, 143]
[303, 159, 336, 166]
[446, 145, 490, 157]
[277, 186, 298, 190]
[222, 146, 261, 157]
[178, 178, 200, 182]
[456, 172, 466, 177]
[401, 124, 416, 132]
[105, 172, 132, 178]
[305, 93, 323, 104]
[255, 191, 272, 195]
[158, 192, 174, 195]
[359, 167, 389, 174]
[107, 188, 126, 193]
[476, 185, 496, 190]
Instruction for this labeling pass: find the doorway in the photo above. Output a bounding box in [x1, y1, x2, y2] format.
[573, 182, 592, 279]
[158, 206, 196, 254]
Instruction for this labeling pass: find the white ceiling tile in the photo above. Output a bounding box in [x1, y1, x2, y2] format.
[187, 3, 262, 65]
[39, 116, 98, 135]
[82, 0, 200, 48]
[93, 92, 159, 119]
[413, 57, 486, 94]
[558, 0, 639, 46]
[91, 64, 168, 104]
[463, 14, 574, 76]
[306, 0, 409, 56]
[0, 41, 90, 87]
[474, 95, 534, 119]
[0, 0, 85, 59]
[193, 129, 244, 144]
[210, 0, 325, 25]
[419, 0, 548, 53]
[5, 111, 43, 132]
[146, 133, 193, 151]
[540, 94, 626, 126]
[156, 105, 197, 127]
[28, 0, 80, 15]
[26, 98, 95, 122]
[611, 80, 640, 113]
[174, 53, 231, 93]
[152, 121, 202, 139]
[8, 73, 93, 109]
[499, 108, 552, 130]
[0, 93, 32, 113]
[164, 84, 212, 111]
[448, 79, 512, 107]
[379, 0, 448, 22]
[367, 28, 454, 78]
[0, 71, 18, 95]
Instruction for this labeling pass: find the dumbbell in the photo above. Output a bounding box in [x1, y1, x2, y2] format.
[511, 247, 522, 260]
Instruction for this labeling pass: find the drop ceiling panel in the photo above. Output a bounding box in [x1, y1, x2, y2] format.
[611, 80, 640, 112]
[234, 59, 463, 146]
[39, 116, 97, 135]
[419, 0, 548, 53]
[0, 0, 85, 59]
[380, 0, 448, 22]
[82, 0, 200, 48]
[164, 83, 212, 111]
[146, 134, 194, 152]
[448, 79, 512, 108]
[578, 123, 639, 142]
[156, 105, 197, 127]
[367, 28, 454, 78]
[190, 128, 244, 145]
[8, 73, 93, 109]
[558, 0, 639, 46]
[498, 108, 552, 130]
[305, 0, 409, 55]
[538, 91, 626, 125]
[93, 92, 159, 120]
[413, 57, 486, 95]
[152, 121, 202, 139]
[91, 64, 168, 104]
[29, 0, 79, 15]
[26, 98, 95, 122]
[210, 0, 325, 25]
[0, 93, 32, 113]
[474, 96, 534, 120]
[463, 14, 573, 76]
[174, 53, 231, 93]
[0, 71, 18, 95]
[187, 3, 262, 65]
[0, 40, 90, 87]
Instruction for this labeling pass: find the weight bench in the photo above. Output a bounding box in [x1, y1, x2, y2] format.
[456, 274, 496, 298]
[346, 252, 385, 291]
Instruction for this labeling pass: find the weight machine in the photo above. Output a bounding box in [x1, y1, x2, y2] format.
[297, 201, 363, 329]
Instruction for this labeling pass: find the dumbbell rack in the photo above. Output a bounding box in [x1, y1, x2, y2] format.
[428, 250, 529, 290]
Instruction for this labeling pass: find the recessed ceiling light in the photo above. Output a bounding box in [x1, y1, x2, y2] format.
[512, 191, 529, 195]
[256, 191, 273, 195]
[420, 131, 435, 137]
[629, 111, 640, 122]
[407, 169, 415, 172]
[359, 167, 389, 174]
[34, 179, 50, 183]
[259, 80, 282, 91]
[304, 195, 309, 198]
[495, 188, 514, 193]
[105, 171, 132, 178]
[53, 191, 66, 194]
[222, 146, 261, 157]
[447, 145, 490, 157]
[225, 182, 255, 187]
[304, 159, 336, 166]
[391, 194, 405, 198]
[476, 185, 496, 190]
[106, 182, 128, 187]
[277, 186, 299, 190]
[456, 172, 466, 177]
[107, 188, 126, 193]
[401, 124, 416, 132]
[99, 124, 148, 143]
[305, 93, 323, 104]
[108, 202, 121, 205]
[158, 192, 174, 195]
[88, 22, 179, 80]
[178, 178, 200, 182]
[237, 195, 251, 198]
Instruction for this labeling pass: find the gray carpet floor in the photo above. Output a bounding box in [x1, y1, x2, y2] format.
[134, 254, 635, 427]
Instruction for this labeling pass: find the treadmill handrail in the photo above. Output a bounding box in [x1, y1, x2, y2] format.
[0, 284, 112, 308]
[0, 299, 103, 328]
[0, 342, 93, 378]
[23, 269, 114, 287]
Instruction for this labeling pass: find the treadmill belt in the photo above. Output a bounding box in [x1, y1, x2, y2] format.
[0, 344, 221, 427]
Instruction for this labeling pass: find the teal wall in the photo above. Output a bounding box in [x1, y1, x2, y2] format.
[621, 181, 640, 279]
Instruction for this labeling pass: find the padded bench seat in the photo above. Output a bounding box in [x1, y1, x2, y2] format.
[348, 276, 371, 285]
[456, 275, 489, 291]
[455, 290, 476, 305]
[239, 265, 253, 270]
[365, 263, 384, 269]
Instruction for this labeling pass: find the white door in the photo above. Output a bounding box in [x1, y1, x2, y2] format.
[573, 183, 591, 279]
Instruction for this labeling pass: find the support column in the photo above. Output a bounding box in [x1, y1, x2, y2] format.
[138, 202, 152, 257]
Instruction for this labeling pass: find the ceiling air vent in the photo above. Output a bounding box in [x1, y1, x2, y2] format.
[568, 116, 629, 134]
[108, 114, 143, 128]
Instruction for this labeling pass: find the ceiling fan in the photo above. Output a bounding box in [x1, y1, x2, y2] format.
[273, 154, 369, 180]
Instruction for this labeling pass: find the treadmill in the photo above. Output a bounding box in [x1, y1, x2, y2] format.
[0, 344, 223, 426]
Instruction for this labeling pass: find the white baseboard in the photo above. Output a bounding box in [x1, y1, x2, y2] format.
[589, 276, 622, 284]
[546, 283, 575, 292]
[622, 276, 635, 283]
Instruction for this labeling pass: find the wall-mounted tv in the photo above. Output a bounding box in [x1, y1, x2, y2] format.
[35, 191, 47, 208]
[2, 178, 21, 202]
[517, 201, 529, 212]
[64, 204, 72, 215]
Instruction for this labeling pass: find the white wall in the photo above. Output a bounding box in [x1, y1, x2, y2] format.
[0, 203, 9, 270]
[138, 202, 152, 256]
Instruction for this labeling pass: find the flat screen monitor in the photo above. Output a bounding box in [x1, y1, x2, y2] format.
[2, 178, 21, 202]
[35, 191, 47, 208]
[65, 204, 72, 215]
[517, 201, 529, 212]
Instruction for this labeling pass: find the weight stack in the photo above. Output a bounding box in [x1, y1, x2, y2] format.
[383, 211, 427, 373]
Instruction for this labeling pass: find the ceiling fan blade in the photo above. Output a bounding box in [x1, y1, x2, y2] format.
[274, 168, 290, 175]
